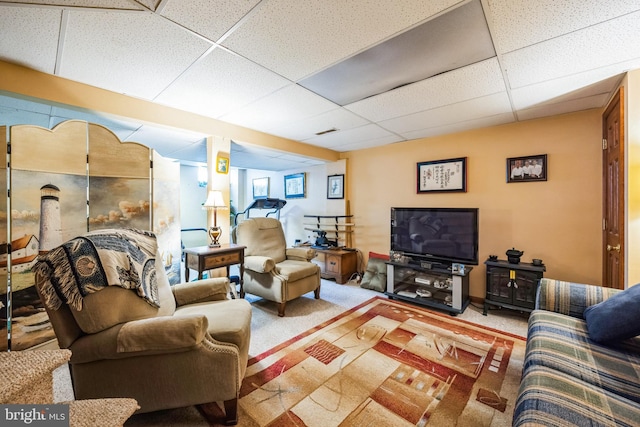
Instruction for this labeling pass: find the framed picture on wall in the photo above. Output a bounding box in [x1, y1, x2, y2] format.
[327, 174, 344, 199]
[507, 154, 547, 183]
[417, 157, 467, 193]
[284, 172, 305, 199]
[216, 154, 229, 174]
[252, 177, 269, 199]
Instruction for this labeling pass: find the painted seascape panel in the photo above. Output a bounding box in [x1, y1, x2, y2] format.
[153, 151, 181, 285]
[8, 170, 87, 350]
[8, 121, 88, 350]
[88, 176, 151, 232]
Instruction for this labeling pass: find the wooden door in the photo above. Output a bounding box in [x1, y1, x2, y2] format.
[602, 88, 624, 289]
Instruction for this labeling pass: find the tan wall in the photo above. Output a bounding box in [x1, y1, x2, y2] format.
[345, 110, 603, 299]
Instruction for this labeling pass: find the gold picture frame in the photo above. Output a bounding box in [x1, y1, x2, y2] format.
[216, 154, 229, 174]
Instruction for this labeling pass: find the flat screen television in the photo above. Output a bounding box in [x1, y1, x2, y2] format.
[390, 207, 479, 265]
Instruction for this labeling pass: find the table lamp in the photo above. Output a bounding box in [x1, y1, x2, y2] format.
[202, 190, 227, 247]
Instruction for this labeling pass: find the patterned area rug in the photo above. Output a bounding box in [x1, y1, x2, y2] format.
[200, 296, 525, 426]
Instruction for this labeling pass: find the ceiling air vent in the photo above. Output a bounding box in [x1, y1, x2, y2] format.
[315, 128, 338, 136]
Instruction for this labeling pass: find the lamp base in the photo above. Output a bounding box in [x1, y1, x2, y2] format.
[208, 226, 222, 248]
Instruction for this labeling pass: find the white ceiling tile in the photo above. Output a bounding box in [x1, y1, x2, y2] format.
[401, 113, 515, 141]
[511, 71, 622, 110]
[155, 48, 290, 118]
[59, 10, 212, 100]
[517, 94, 610, 122]
[219, 84, 337, 132]
[380, 92, 512, 134]
[221, 0, 465, 81]
[346, 58, 505, 122]
[303, 124, 400, 150]
[126, 125, 206, 159]
[137, 0, 160, 11]
[0, 6, 61, 73]
[503, 10, 640, 88]
[0, 0, 143, 8]
[268, 108, 370, 141]
[334, 135, 404, 152]
[486, 0, 640, 54]
[160, 0, 260, 42]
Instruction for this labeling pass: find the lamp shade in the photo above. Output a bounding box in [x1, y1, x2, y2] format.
[202, 190, 226, 209]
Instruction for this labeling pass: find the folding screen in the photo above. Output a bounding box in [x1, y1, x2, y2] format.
[9, 120, 88, 350]
[3, 120, 181, 350]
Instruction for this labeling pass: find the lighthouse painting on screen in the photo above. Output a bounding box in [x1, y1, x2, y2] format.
[7, 170, 88, 350]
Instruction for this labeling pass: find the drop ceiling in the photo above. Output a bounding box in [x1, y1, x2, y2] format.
[1, 0, 639, 171]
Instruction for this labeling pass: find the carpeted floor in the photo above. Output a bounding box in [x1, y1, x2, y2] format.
[52, 279, 529, 426]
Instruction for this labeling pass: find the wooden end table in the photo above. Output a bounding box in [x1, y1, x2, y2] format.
[183, 244, 245, 291]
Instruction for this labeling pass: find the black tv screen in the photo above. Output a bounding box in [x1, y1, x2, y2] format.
[391, 207, 479, 265]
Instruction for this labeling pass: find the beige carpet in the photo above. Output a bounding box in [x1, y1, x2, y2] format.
[124, 283, 527, 426]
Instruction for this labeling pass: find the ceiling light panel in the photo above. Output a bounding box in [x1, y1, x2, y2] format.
[486, 0, 640, 54]
[0, 6, 61, 73]
[502, 10, 640, 89]
[155, 48, 290, 118]
[346, 58, 505, 123]
[221, 0, 465, 81]
[299, 0, 495, 105]
[219, 84, 337, 132]
[59, 10, 212, 100]
[160, 0, 260, 42]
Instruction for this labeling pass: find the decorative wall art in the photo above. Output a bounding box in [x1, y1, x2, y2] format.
[327, 174, 344, 199]
[216, 153, 230, 174]
[417, 157, 467, 193]
[252, 177, 270, 199]
[284, 173, 306, 199]
[507, 154, 547, 183]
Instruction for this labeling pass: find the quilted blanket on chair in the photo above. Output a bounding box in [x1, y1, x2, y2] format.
[34, 228, 160, 311]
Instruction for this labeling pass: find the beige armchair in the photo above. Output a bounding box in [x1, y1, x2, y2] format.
[34, 231, 251, 426]
[233, 217, 321, 316]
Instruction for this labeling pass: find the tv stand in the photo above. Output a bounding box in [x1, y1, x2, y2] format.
[385, 261, 471, 315]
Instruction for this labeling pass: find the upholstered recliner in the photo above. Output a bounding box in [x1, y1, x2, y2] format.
[233, 217, 321, 316]
[34, 229, 251, 426]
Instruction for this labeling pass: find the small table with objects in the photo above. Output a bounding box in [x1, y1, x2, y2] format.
[183, 244, 245, 292]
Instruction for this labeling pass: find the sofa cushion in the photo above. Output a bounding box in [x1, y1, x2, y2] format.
[360, 252, 388, 292]
[584, 283, 640, 343]
[514, 364, 640, 426]
[524, 310, 640, 404]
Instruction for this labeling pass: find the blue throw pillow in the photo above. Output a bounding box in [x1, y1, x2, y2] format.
[584, 284, 640, 343]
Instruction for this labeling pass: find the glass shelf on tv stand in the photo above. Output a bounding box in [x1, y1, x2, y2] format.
[385, 261, 471, 315]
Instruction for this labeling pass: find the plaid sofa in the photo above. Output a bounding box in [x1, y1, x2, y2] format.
[513, 278, 640, 426]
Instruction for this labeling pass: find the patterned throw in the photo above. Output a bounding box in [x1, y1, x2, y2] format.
[34, 228, 159, 311]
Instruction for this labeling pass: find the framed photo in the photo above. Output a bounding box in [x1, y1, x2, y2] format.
[284, 172, 305, 199]
[252, 177, 269, 199]
[216, 154, 229, 174]
[417, 157, 467, 193]
[327, 174, 344, 199]
[507, 154, 547, 183]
